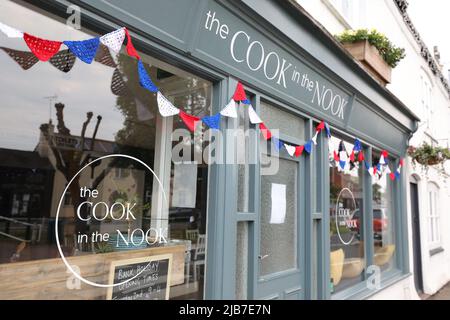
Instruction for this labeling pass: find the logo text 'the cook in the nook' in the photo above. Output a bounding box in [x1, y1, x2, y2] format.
[203, 10, 347, 120]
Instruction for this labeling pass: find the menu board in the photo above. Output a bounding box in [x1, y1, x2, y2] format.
[106, 254, 172, 300]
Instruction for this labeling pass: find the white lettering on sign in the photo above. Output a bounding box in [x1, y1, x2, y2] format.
[203, 10, 348, 120]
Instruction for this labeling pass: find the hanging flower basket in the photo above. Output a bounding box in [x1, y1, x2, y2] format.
[407, 143, 450, 167]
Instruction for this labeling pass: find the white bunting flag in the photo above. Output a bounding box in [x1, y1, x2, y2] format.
[220, 98, 237, 118]
[339, 151, 348, 162]
[248, 104, 263, 124]
[100, 28, 125, 53]
[385, 165, 391, 174]
[0, 22, 23, 38]
[312, 131, 319, 145]
[285, 144, 296, 157]
[157, 91, 180, 117]
[379, 155, 387, 165]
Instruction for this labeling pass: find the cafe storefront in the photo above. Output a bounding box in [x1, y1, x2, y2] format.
[0, 0, 419, 300]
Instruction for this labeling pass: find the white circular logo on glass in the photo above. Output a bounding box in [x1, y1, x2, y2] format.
[335, 187, 358, 246]
[55, 154, 167, 288]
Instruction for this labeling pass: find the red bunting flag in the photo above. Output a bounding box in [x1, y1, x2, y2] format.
[399, 158, 404, 167]
[358, 151, 364, 162]
[295, 145, 304, 157]
[373, 167, 377, 175]
[179, 111, 200, 132]
[349, 150, 355, 162]
[233, 82, 247, 101]
[389, 172, 396, 181]
[124, 28, 141, 60]
[381, 150, 389, 158]
[316, 120, 325, 132]
[333, 150, 339, 161]
[259, 123, 272, 140]
[24, 33, 62, 61]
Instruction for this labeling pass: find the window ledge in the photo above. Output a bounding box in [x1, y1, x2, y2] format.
[429, 246, 444, 257]
[331, 270, 410, 300]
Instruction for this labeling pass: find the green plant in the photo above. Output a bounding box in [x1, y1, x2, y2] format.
[94, 241, 114, 254]
[335, 29, 406, 68]
[408, 143, 450, 168]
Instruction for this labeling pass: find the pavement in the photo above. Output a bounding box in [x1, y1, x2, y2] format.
[427, 282, 450, 300]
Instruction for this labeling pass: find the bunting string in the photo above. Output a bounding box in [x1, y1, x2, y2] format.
[0, 21, 404, 180]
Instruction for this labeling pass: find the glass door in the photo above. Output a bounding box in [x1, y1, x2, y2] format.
[255, 102, 305, 300]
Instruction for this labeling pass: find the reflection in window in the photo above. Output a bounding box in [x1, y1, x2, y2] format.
[372, 152, 396, 273]
[0, 0, 211, 300]
[329, 136, 365, 293]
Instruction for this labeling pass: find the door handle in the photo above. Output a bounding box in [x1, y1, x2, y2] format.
[258, 254, 269, 260]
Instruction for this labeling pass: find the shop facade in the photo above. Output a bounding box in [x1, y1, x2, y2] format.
[0, 0, 419, 300]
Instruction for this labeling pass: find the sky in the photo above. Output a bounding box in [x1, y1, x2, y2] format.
[408, 0, 450, 75]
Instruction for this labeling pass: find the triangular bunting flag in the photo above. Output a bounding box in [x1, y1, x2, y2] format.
[304, 141, 312, 154]
[157, 91, 180, 117]
[63, 37, 100, 64]
[389, 172, 396, 181]
[49, 49, 76, 73]
[364, 161, 370, 170]
[272, 137, 284, 151]
[354, 139, 362, 152]
[242, 98, 251, 105]
[325, 122, 331, 138]
[100, 28, 125, 53]
[295, 145, 304, 157]
[395, 170, 401, 180]
[135, 98, 154, 121]
[333, 151, 340, 161]
[233, 82, 246, 101]
[138, 60, 158, 92]
[220, 99, 237, 118]
[399, 158, 405, 167]
[24, 33, 62, 62]
[316, 120, 325, 132]
[339, 150, 348, 162]
[368, 166, 374, 177]
[202, 113, 221, 130]
[373, 166, 378, 176]
[0, 47, 38, 70]
[312, 132, 318, 145]
[259, 123, 272, 140]
[124, 28, 140, 59]
[339, 160, 346, 170]
[385, 166, 391, 174]
[0, 22, 23, 38]
[358, 151, 365, 162]
[247, 104, 263, 124]
[110, 68, 129, 96]
[94, 44, 117, 68]
[379, 155, 387, 165]
[179, 111, 200, 132]
[285, 144, 296, 157]
[349, 150, 355, 162]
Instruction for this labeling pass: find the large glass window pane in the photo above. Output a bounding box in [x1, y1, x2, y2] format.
[0, 0, 211, 300]
[329, 136, 365, 293]
[372, 153, 396, 273]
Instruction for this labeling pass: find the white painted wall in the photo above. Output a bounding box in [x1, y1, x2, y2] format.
[297, 0, 450, 299]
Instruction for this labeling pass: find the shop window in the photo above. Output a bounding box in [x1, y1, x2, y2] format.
[427, 182, 440, 246]
[0, 1, 211, 300]
[371, 152, 397, 273]
[329, 136, 365, 293]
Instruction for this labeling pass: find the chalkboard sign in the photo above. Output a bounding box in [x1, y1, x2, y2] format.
[106, 254, 172, 300]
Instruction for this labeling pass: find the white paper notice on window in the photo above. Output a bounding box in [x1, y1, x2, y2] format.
[270, 183, 286, 224]
[171, 163, 197, 208]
